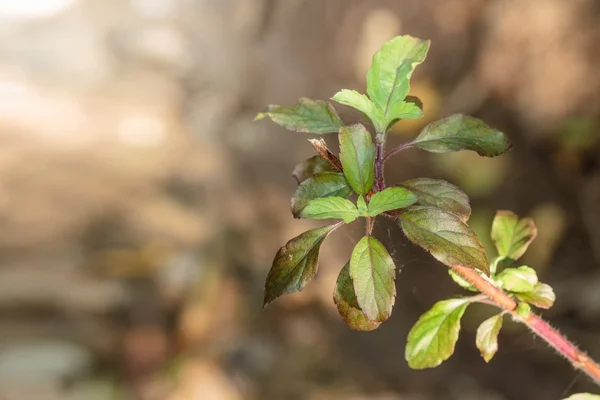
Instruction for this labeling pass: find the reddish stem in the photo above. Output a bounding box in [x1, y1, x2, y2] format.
[451, 265, 600, 385]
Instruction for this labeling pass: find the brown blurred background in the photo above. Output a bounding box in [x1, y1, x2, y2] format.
[0, 0, 599, 399]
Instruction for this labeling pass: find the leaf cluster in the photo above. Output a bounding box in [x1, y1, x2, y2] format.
[250, 36, 583, 381]
[257, 34, 512, 330]
[253, 33, 600, 396]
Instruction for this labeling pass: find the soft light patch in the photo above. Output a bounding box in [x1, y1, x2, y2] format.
[117, 113, 167, 148]
[431, 151, 509, 197]
[0, 0, 75, 20]
[354, 9, 401, 82]
[524, 203, 566, 270]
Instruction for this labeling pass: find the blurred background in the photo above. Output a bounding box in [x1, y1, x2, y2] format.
[0, 0, 599, 399]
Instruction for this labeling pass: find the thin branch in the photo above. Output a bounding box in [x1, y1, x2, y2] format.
[451, 265, 600, 385]
[383, 142, 413, 163]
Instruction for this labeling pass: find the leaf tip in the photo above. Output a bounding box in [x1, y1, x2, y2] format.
[330, 90, 344, 102]
[262, 292, 274, 308]
[254, 112, 267, 121]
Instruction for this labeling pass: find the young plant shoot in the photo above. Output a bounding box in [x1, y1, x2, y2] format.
[255, 35, 600, 395]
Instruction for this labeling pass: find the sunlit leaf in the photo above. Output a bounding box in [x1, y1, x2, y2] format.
[563, 394, 600, 400]
[400, 178, 471, 222]
[476, 313, 504, 362]
[366, 35, 430, 131]
[384, 100, 424, 132]
[339, 124, 376, 195]
[331, 89, 385, 133]
[368, 187, 417, 216]
[515, 283, 555, 309]
[399, 206, 489, 273]
[300, 197, 359, 224]
[386, 101, 424, 121]
[264, 224, 339, 306]
[491, 210, 537, 260]
[334, 263, 381, 331]
[350, 236, 396, 321]
[411, 114, 511, 157]
[496, 266, 538, 293]
[292, 155, 336, 183]
[405, 298, 470, 369]
[255, 97, 343, 134]
[291, 172, 352, 217]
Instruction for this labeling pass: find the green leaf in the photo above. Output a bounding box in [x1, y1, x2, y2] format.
[255, 97, 343, 134]
[366, 35, 430, 131]
[300, 197, 359, 224]
[349, 236, 396, 321]
[264, 224, 339, 306]
[399, 206, 489, 274]
[291, 172, 352, 217]
[292, 155, 336, 183]
[563, 394, 600, 400]
[411, 114, 512, 157]
[368, 187, 417, 216]
[491, 210, 537, 260]
[357, 195, 368, 216]
[489, 255, 514, 276]
[387, 101, 424, 121]
[333, 263, 381, 331]
[515, 283, 555, 309]
[405, 298, 470, 369]
[515, 302, 531, 317]
[475, 313, 503, 362]
[339, 124, 376, 195]
[400, 178, 471, 222]
[331, 89, 385, 133]
[496, 266, 538, 293]
[383, 99, 425, 133]
[448, 269, 478, 292]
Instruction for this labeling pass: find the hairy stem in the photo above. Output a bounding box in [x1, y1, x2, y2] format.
[451, 265, 600, 385]
[366, 216, 374, 236]
[375, 139, 385, 192]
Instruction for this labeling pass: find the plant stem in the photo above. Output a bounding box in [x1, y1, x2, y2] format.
[375, 138, 386, 192]
[365, 216, 374, 236]
[383, 142, 413, 163]
[451, 265, 600, 385]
